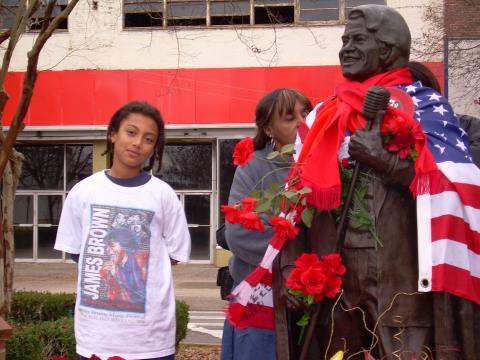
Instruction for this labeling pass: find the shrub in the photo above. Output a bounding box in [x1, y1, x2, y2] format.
[7, 317, 76, 360]
[9, 291, 75, 324]
[6, 291, 190, 358]
[176, 299, 189, 345]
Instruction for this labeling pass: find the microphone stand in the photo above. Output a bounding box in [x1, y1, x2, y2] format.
[298, 86, 390, 360]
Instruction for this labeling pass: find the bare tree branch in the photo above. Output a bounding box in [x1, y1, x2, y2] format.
[0, 30, 11, 46]
[0, 0, 81, 177]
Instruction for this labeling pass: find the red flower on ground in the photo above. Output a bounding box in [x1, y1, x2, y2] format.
[233, 137, 254, 167]
[269, 216, 299, 241]
[89, 356, 101, 360]
[52, 357, 71, 360]
[108, 357, 126, 360]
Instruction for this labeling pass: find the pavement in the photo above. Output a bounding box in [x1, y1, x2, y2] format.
[13, 262, 226, 345]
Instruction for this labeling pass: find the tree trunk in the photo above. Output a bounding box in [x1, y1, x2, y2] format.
[0, 149, 23, 317]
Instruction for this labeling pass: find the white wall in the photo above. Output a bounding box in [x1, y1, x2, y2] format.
[4, 0, 440, 72]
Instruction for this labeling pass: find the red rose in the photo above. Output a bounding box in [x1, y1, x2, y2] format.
[322, 253, 346, 276]
[108, 357, 126, 360]
[221, 204, 240, 224]
[294, 253, 321, 270]
[286, 267, 305, 292]
[233, 137, 254, 167]
[237, 211, 265, 232]
[269, 216, 299, 241]
[241, 197, 257, 212]
[89, 356, 101, 360]
[323, 276, 343, 298]
[52, 357, 70, 360]
[300, 265, 327, 296]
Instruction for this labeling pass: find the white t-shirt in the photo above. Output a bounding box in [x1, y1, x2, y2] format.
[55, 171, 191, 359]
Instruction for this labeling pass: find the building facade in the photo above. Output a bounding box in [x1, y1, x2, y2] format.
[3, 0, 442, 263]
[444, 0, 480, 117]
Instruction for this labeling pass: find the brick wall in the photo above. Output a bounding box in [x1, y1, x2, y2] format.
[445, 0, 480, 38]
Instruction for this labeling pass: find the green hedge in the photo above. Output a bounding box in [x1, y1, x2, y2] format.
[175, 299, 189, 345]
[7, 291, 190, 359]
[7, 317, 76, 360]
[9, 291, 75, 324]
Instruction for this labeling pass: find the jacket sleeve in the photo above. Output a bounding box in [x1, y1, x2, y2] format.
[459, 114, 480, 168]
[225, 164, 274, 266]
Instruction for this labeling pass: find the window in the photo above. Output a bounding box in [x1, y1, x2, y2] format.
[154, 142, 214, 261]
[14, 144, 93, 261]
[0, 0, 19, 29]
[218, 139, 239, 224]
[0, 0, 68, 30]
[29, 0, 68, 30]
[123, 0, 385, 28]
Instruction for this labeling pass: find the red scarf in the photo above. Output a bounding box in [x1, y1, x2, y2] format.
[296, 67, 437, 210]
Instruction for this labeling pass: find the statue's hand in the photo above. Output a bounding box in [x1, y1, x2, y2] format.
[280, 287, 311, 312]
[348, 120, 392, 173]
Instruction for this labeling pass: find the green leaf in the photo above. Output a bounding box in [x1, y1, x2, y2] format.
[266, 151, 279, 160]
[280, 143, 295, 155]
[288, 289, 303, 297]
[283, 191, 297, 199]
[296, 312, 311, 326]
[306, 294, 314, 305]
[255, 199, 272, 212]
[301, 207, 315, 228]
[248, 189, 260, 199]
[264, 182, 279, 199]
[297, 187, 312, 195]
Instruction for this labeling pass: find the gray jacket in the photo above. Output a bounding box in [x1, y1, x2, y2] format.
[226, 143, 291, 285]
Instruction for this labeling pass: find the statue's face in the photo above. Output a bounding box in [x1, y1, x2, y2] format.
[339, 17, 383, 81]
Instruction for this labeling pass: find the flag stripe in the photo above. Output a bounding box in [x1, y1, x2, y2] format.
[432, 239, 480, 277]
[437, 162, 480, 186]
[432, 263, 480, 304]
[430, 191, 480, 232]
[427, 170, 480, 208]
[431, 215, 480, 255]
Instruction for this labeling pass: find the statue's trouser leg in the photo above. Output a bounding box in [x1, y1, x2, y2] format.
[316, 248, 435, 359]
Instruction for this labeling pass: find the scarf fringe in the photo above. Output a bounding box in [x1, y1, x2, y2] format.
[304, 182, 341, 210]
[227, 302, 248, 328]
[410, 171, 436, 197]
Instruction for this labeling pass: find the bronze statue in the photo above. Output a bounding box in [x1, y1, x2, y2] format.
[273, 5, 480, 360]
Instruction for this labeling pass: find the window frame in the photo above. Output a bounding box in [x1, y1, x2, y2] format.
[0, 0, 69, 31]
[123, 0, 385, 29]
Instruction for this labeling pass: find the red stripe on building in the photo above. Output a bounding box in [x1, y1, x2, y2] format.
[4, 63, 443, 126]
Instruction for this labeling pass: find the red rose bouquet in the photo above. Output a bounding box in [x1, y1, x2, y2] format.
[381, 112, 424, 161]
[286, 252, 346, 343]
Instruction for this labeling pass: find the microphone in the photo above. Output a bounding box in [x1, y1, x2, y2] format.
[362, 85, 391, 129]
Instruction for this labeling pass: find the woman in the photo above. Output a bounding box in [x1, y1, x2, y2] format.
[221, 89, 312, 360]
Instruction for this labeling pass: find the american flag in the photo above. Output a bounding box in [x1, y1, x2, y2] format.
[398, 81, 480, 305]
